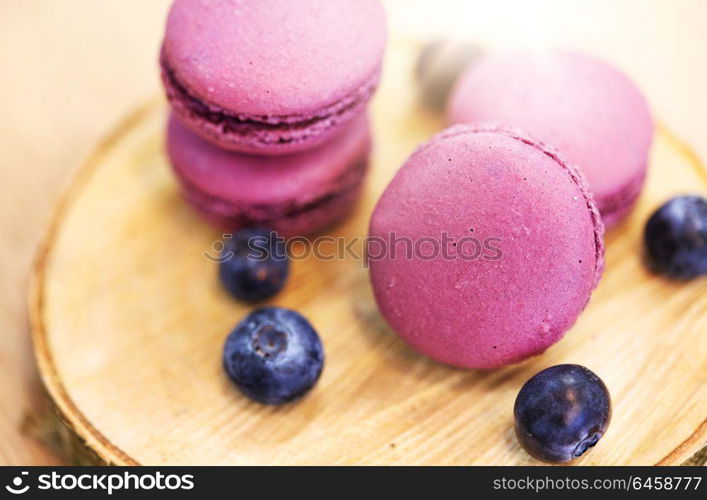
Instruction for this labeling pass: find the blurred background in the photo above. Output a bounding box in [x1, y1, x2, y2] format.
[0, 0, 705, 464]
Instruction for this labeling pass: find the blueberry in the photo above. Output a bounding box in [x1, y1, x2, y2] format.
[223, 307, 324, 405]
[514, 364, 611, 463]
[219, 228, 289, 302]
[644, 195, 707, 279]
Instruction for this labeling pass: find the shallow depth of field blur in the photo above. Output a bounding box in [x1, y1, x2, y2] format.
[0, 0, 705, 465]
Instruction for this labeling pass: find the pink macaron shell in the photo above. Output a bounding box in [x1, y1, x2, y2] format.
[448, 51, 653, 227]
[369, 125, 604, 369]
[167, 112, 371, 236]
[162, 0, 387, 155]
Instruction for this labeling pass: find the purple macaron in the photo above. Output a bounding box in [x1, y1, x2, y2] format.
[448, 51, 654, 227]
[369, 125, 604, 369]
[167, 113, 371, 237]
[161, 0, 387, 155]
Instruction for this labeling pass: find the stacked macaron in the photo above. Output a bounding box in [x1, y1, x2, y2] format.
[160, 0, 387, 236]
[370, 49, 654, 369]
[447, 51, 654, 228]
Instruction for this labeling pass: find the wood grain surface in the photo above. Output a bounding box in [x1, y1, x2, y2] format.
[30, 38, 707, 464]
[3, 0, 707, 465]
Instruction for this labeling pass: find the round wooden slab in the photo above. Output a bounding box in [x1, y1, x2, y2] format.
[31, 42, 706, 465]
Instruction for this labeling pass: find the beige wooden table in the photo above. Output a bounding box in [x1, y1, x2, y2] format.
[1, 0, 705, 465]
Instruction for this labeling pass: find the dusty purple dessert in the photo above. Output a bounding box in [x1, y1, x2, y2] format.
[448, 51, 654, 227]
[160, 0, 387, 155]
[166, 113, 371, 237]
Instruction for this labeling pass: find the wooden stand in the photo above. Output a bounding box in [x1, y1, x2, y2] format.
[30, 42, 706, 465]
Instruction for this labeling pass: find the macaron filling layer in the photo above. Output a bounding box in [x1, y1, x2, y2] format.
[161, 51, 380, 149]
[174, 158, 368, 226]
[595, 165, 648, 226]
[182, 173, 364, 234]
